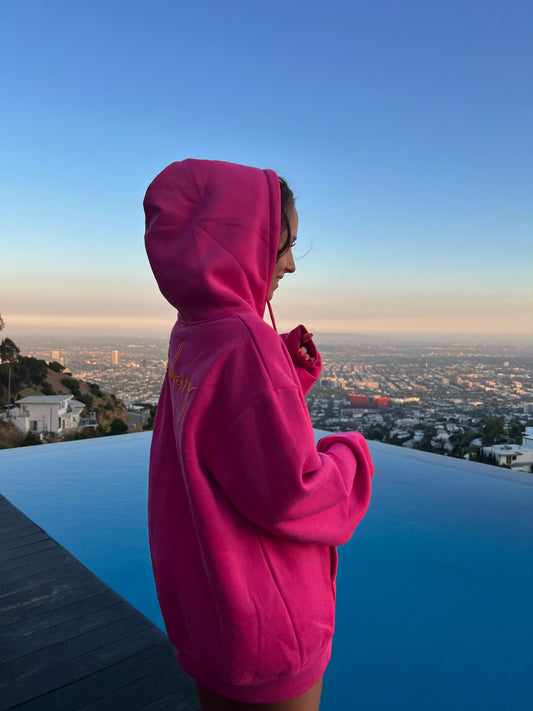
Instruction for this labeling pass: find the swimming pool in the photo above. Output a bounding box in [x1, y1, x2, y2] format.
[1, 432, 531, 710]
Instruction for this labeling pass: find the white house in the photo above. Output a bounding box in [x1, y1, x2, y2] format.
[11, 395, 86, 435]
[482, 443, 533, 473]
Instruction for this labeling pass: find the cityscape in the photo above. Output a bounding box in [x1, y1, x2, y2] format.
[12, 334, 533, 468]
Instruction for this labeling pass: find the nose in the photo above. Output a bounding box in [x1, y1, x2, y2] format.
[284, 250, 296, 274]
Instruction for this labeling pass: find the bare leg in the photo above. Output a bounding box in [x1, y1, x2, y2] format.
[196, 676, 323, 711]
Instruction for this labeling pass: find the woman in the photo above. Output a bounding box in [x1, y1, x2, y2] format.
[144, 159, 374, 710]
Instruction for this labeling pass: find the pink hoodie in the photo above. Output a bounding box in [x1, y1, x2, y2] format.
[144, 159, 374, 703]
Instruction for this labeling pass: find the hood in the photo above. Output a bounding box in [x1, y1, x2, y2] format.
[144, 159, 280, 323]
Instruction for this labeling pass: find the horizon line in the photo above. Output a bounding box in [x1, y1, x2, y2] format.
[5, 330, 532, 348]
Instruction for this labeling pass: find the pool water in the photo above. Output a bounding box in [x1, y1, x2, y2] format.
[1, 432, 531, 710]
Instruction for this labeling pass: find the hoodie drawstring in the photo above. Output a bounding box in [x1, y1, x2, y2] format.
[267, 301, 277, 333]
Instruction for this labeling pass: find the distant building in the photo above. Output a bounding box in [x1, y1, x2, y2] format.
[10, 395, 86, 435]
[111, 350, 119, 365]
[51, 350, 60, 360]
[523, 403, 533, 415]
[390, 428, 411, 441]
[522, 426, 533, 450]
[348, 395, 391, 408]
[319, 378, 336, 389]
[482, 442, 533, 472]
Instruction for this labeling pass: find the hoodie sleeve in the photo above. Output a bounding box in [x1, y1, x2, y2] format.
[210, 384, 373, 546]
[280, 325, 322, 395]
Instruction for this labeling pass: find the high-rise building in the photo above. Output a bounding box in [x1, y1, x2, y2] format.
[111, 350, 119, 365]
[51, 350, 60, 360]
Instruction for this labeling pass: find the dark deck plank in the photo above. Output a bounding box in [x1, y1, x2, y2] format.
[0, 536, 59, 559]
[0, 531, 54, 554]
[0, 576, 109, 627]
[0, 565, 101, 600]
[0, 586, 117, 629]
[0, 522, 41, 539]
[0, 544, 67, 571]
[0, 494, 198, 710]
[0, 612, 153, 685]
[2, 599, 139, 661]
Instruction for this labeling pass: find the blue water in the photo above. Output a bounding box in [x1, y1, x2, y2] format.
[1, 432, 532, 710]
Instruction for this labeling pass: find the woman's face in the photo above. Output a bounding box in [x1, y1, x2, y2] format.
[268, 206, 298, 300]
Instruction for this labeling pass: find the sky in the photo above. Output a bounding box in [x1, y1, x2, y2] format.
[2, 0, 532, 343]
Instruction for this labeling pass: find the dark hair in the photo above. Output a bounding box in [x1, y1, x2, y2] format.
[277, 177, 295, 259]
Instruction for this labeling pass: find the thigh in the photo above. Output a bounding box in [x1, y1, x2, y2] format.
[196, 676, 323, 711]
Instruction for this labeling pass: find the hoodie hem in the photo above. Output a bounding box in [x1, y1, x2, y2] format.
[176, 641, 331, 704]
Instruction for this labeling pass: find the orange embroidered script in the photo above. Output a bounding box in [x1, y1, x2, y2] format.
[167, 342, 196, 422]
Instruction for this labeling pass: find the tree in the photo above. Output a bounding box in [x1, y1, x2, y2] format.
[365, 424, 384, 441]
[78, 393, 94, 413]
[416, 425, 437, 452]
[17, 356, 48, 386]
[61, 377, 82, 399]
[88, 382, 102, 396]
[41, 381, 55, 396]
[109, 418, 128, 436]
[21, 431, 42, 447]
[508, 420, 523, 444]
[0, 338, 20, 363]
[142, 404, 157, 430]
[482, 417, 505, 446]
[449, 428, 478, 458]
[469, 445, 498, 466]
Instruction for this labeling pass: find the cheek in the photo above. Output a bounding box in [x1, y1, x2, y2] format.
[277, 254, 288, 271]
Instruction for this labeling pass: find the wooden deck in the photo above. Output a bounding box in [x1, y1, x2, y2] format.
[0, 494, 199, 710]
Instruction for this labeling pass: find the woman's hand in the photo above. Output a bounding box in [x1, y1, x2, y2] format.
[298, 331, 316, 362]
[298, 345, 315, 362]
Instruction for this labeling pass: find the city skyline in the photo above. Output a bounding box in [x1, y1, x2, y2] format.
[9, 337, 532, 468]
[2, 1, 532, 342]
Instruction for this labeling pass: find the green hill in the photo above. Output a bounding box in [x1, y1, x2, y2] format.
[0, 338, 129, 448]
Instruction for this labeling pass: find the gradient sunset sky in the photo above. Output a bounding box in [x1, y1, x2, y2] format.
[2, 0, 532, 343]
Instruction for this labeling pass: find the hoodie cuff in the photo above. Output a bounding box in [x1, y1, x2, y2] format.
[281, 325, 322, 393]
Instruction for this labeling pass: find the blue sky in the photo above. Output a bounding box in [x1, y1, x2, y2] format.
[2, 0, 532, 341]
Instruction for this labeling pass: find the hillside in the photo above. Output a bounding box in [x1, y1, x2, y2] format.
[0, 338, 128, 448]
